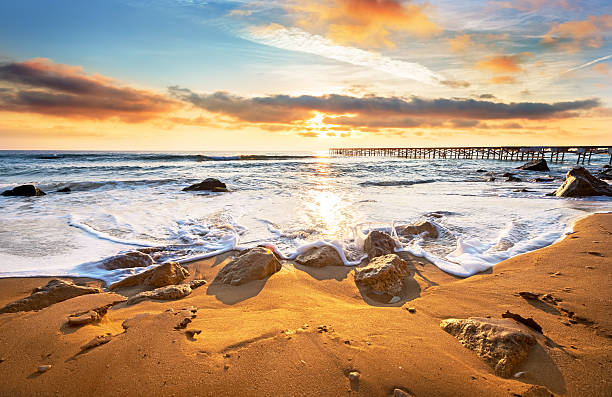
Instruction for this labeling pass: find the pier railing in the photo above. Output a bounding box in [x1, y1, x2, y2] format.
[329, 146, 612, 164]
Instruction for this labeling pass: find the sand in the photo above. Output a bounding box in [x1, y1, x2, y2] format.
[0, 213, 610, 396]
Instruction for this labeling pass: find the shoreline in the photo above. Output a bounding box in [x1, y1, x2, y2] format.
[0, 213, 610, 396]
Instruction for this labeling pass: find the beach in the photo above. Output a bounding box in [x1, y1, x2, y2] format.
[0, 212, 610, 396]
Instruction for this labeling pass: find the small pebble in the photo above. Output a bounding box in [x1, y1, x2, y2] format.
[223, 364, 229, 370]
[393, 388, 413, 397]
[38, 365, 52, 373]
[407, 307, 416, 313]
[348, 371, 360, 381]
[585, 265, 595, 270]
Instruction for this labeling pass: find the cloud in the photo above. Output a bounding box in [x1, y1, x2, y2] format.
[592, 63, 611, 76]
[0, 58, 178, 121]
[476, 53, 532, 74]
[542, 15, 612, 51]
[245, 24, 443, 85]
[289, 0, 441, 48]
[492, 0, 572, 11]
[490, 75, 517, 84]
[448, 34, 474, 53]
[228, 9, 252, 17]
[170, 88, 600, 129]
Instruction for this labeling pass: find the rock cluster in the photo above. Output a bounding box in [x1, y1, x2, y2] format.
[182, 178, 228, 192]
[553, 167, 612, 197]
[215, 247, 281, 286]
[363, 231, 397, 260]
[109, 262, 189, 290]
[0, 279, 101, 313]
[295, 245, 344, 267]
[440, 317, 536, 377]
[1, 184, 46, 197]
[354, 254, 410, 296]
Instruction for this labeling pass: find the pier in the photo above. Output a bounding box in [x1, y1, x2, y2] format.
[329, 146, 612, 164]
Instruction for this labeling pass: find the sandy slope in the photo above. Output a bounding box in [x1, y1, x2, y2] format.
[0, 214, 610, 397]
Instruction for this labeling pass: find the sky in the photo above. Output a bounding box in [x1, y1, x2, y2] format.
[0, 0, 611, 151]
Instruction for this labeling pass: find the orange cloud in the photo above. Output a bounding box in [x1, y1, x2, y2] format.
[493, 0, 571, 11]
[0, 58, 179, 122]
[542, 15, 612, 51]
[592, 63, 611, 76]
[476, 53, 532, 74]
[490, 76, 517, 84]
[448, 34, 474, 53]
[291, 0, 441, 48]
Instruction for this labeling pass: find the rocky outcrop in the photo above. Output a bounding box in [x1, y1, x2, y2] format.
[554, 167, 612, 197]
[396, 220, 439, 239]
[517, 159, 550, 172]
[295, 246, 344, 267]
[101, 251, 155, 270]
[0, 279, 102, 314]
[182, 178, 227, 192]
[363, 231, 397, 260]
[354, 254, 410, 296]
[214, 247, 281, 286]
[1, 184, 46, 197]
[440, 317, 537, 377]
[109, 262, 189, 290]
[127, 284, 193, 305]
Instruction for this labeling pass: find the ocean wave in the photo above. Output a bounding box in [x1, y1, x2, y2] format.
[19, 153, 317, 162]
[359, 179, 436, 187]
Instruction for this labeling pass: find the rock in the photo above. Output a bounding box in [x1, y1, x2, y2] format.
[214, 247, 281, 286]
[532, 177, 555, 182]
[396, 220, 439, 239]
[68, 310, 101, 326]
[554, 167, 612, 197]
[393, 389, 413, 397]
[476, 169, 488, 173]
[502, 311, 543, 334]
[81, 333, 112, 351]
[56, 187, 71, 193]
[348, 371, 360, 381]
[186, 329, 202, 339]
[101, 251, 154, 270]
[514, 188, 531, 192]
[182, 178, 227, 192]
[354, 254, 410, 296]
[109, 262, 189, 290]
[175, 317, 192, 329]
[295, 245, 344, 267]
[0, 279, 102, 314]
[189, 279, 207, 289]
[518, 292, 540, 300]
[517, 159, 550, 172]
[127, 284, 193, 305]
[440, 317, 537, 378]
[1, 184, 46, 197]
[407, 307, 416, 313]
[501, 172, 514, 177]
[486, 177, 496, 182]
[506, 176, 522, 182]
[363, 230, 397, 260]
[37, 364, 52, 373]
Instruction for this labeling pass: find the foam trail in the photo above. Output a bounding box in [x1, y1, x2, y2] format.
[66, 215, 153, 247]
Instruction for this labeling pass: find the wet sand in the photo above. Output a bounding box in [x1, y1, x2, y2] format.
[0, 213, 610, 396]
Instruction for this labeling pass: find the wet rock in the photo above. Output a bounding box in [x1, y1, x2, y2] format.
[109, 262, 189, 290]
[502, 310, 543, 334]
[354, 254, 410, 296]
[81, 333, 112, 351]
[396, 220, 439, 239]
[101, 251, 154, 270]
[189, 279, 207, 289]
[0, 279, 101, 314]
[363, 230, 397, 260]
[506, 176, 522, 182]
[127, 284, 193, 305]
[57, 187, 71, 193]
[554, 167, 612, 197]
[532, 177, 555, 182]
[476, 169, 488, 173]
[1, 184, 46, 197]
[440, 317, 536, 378]
[182, 178, 227, 192]
[37, 364, 52, 373]
[295, 245, 344, 267]
[517, 159, 550, 172]
[214, 247, 281, 286]
[597, 167, 612, 180]
[501, 172, 514, 177]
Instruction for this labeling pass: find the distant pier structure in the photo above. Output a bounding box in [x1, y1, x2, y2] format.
[329, 146, 612, 164]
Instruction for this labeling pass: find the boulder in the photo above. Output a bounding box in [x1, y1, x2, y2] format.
[363, 231, 397, 260]
[354, 254, 410, 296]
[109, 262, 189, 290]
[396, 220, 439, 239]
[0, 279, 102, 314]
[57, 187, 71, 193]
[101, 251, 155, 270]
[127, 284, 193, 305]
[554, 167, 612, 197]
[214, 247, 281, 286]
[1, 184, 46, 197]
[517, 159, 550, 172]
[182, 178, 227, 192]
[440, 317, 537, 377]
[295, 246, 344, 267]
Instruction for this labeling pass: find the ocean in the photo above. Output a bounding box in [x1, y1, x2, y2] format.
[0, 150, 610, 284]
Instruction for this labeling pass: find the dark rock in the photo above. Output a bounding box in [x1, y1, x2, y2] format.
[513, 188, 531, 192]
[501, 172, 514, 177]
[0, 279, 102, 313]
[518, 291, 540, 300]
[189, 279, 207, 289]
[174, 317, 192, 329]
[363, 230, 397, 260]
[1, 184, 46, 197]
[396, 220, 439, 239]
[532, 177, 555, 182]
[596, 167, 612, 180]
[517, 159, 550, 172]
[101, 251, 154, 270]
[214, 247, 281, 286]
[354, 254, 410, 296]
[186, 329, 202, 338]
[56, 187, 71, 193]
[182, 178, 227, 192]
[554, 167, 612, 197]
[476, 169, 488, 173]
[109, 262, 189, 290]
[440, 317, 537, 377]
[506, 176, 522, 182]
[295, 245, 344, 267]
[502, 310, 543, 334]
